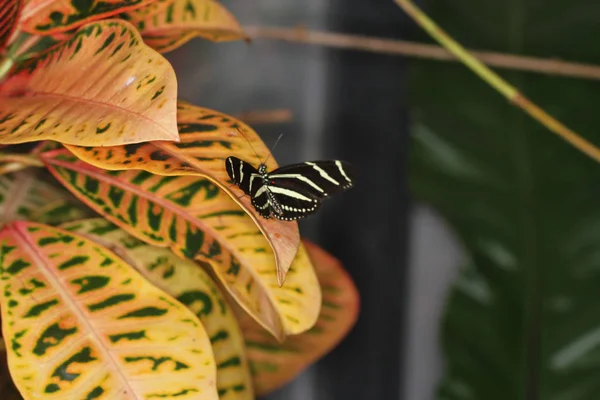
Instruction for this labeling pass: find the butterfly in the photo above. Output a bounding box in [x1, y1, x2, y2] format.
[225, 156, 355, 221]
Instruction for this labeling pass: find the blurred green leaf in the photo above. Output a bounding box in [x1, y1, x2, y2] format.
[410, 1, 600, 399]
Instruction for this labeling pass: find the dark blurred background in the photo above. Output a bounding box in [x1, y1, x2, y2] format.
[168, 1, 458, 399]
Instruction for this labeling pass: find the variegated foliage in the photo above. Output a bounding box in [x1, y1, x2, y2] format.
[0, 170, 87, 226]
[42, 149, 321, 341]
[125, 0, 247, 54]
[0, 221, 217, 399]
[61, 218, 254, 400]
[66, 101, 300, 286]
[0, 0, 23, 53]
[19, 0, 156, 34]
[0, 19, 179, 146]
[240, 240, 360, 395]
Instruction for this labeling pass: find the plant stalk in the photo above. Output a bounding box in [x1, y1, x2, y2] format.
[394, 0, 600, 164]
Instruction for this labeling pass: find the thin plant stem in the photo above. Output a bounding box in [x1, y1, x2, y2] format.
[394, 0, 600, 164]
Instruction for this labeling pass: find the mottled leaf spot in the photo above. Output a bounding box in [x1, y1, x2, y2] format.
[45, 383, 60, 393]
[6, 259, 30, 275]
[96, 122, 111, 134]
[217, 356, 241, 369]
[108, 186, 125, 207]
[38, 234, 75, 246]
[85, 386, 105, 399]
[131, 170, 153, 185]
[24, 299, 59, 318]
[146, 388, 200, 398]
[209, 330, 229, 343]
[109, 330, 147, 343]
[182, 226, 204, 259]
[11, 329, 26, 356]
[177, 291, 212, 316]
[52, 346, 97, 382]
[118, 306, 168, 319]
[124, 355, 190, 372]
[88, 294, 135, 311]
[147, 204, 164, 231]
[58, 255, 89, 270]
[84, 176, 100, 194]
[226, 259, 241, 276]
[33, 323, 78, 356]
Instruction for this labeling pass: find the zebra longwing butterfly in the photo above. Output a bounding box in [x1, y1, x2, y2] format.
[225, 156, 355, 221]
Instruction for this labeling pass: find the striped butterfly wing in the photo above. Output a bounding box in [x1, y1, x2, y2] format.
[268, 160, 355, 199]
[266, 160, 355, 220]
[225, 156, 271, 219]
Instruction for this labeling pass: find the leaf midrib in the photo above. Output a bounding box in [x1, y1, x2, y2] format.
[12, 222, 140, 400]
[3, 91, 178, 144]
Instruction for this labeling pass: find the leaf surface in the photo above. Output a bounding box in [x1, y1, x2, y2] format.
[410, 0, 600, 398]
[241, 240, 359, 395]
[0, 19, 179, 146]
[0, 221, 217, 399]
[66, 101, 299, 285]
[0, 0, 23, 53]
[19, 0, 155, 34]
[125, 0, 246, 53]
[42, 149, 321, 340]
[61, 218, 254, 400]
[0, 170, 87, 227]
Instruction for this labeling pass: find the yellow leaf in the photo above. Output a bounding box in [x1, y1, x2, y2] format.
[0, 19, 179, 146]
[62, 218, 254, 400]
[42, 150, 321, 340]
[0, 221, 217, 399]
[242, 240, 360, 396]
[127, 0, 247, 53]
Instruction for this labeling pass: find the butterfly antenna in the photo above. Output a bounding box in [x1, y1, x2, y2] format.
[235, 127, 264, 164]
[263, 133, 283, 166]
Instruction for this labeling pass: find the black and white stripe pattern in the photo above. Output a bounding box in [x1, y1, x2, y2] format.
[225, 157, 355, 221]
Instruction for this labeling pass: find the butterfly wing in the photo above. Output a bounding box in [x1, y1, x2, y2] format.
[225, 156, 270, 218]
[265, 184, 321, 221]
[267, 160, 355, 200]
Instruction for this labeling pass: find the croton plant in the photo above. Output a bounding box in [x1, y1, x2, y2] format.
[0, 1, 359, 399]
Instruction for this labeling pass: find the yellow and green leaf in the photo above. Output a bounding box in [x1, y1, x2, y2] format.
[42, 149, 321, 340]
[0, 0, 23, 53]
[61, 217, 254, 400]
[0, 221, 217, 399]
[125, 0, 247, 54]
[19, 0, 156, 34]
[66, 101, 300, 286]
[242, 240, 360, 396]
[0, 19, 179, 146]
[0, 170, 88, 227]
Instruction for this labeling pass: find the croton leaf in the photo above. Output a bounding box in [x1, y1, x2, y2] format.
[66, 101, 299, 286]
[0, 19, 179, 146]
[124, 0, 246, 54]
[19, 0, 156, 34]
[0, 0, 23, 53]
[0, 170, 88, 227]
[42, 149, 321, 340]
[0, 221, 217, 399]
[241, 240, 359, 396]
[61, 218, 254, 400]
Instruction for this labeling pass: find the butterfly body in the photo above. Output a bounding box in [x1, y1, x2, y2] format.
[226, 156, 354, 221]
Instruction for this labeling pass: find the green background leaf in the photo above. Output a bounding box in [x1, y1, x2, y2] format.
[410, 0, 600, 399]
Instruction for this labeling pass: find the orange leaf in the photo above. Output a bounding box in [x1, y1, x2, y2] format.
[66, 101, 298, 285]
[0, 19, 179, 146]
[19, 0, 156, 34]
[0, 0, 23, 53]
[126, 0, 247, 54]
[241, 240, 359, 396]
